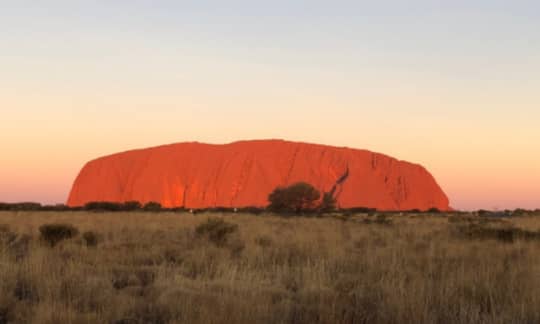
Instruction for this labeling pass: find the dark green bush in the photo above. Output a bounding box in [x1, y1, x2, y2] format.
[195, 218, 238, 246]
[236, 207, 265, 215]
[512, 208, 530, 216]
[406, 209, 422, 213]
[3, 202, 42, 211]
[340, 207, 377, 216]
[477, 209, 490, 216]
[207, 207, 235, 213]
[39, 223, 79, 247]
[82, 201, 146, 212]
[168, 207, 187, 212]
[361, 214, 393, 226]
[39, 204, 71, 211]
[84, 201, 123, 212]
[268, 182, 321, 214]
[143, 202, 162, 212]
[123, 201, 142, 211]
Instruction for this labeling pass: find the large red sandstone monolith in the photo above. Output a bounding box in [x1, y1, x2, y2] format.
[67, 140, 450, 211]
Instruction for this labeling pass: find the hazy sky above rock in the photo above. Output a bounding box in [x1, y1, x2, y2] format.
[1, 1, 539, 210]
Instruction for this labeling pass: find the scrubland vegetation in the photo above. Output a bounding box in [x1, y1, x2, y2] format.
[1, 211, 540, 323]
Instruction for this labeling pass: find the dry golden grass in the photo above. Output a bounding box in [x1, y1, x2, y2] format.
[1, 211, 540, 324]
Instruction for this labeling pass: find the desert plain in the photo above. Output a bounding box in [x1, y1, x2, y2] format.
[1, 210, 540, 324]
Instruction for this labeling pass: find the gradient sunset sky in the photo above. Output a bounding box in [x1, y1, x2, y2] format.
[1, 1, 539, 210]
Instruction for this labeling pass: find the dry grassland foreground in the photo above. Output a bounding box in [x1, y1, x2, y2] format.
[1, 211, 540, 324]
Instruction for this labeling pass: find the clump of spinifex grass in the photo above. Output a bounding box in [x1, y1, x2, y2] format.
[39, 223, 79, 247]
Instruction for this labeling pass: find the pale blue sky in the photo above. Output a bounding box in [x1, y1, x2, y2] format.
[1, 1, 539, 209]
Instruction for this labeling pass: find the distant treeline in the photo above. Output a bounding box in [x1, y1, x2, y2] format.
[1, 201, 539, 217]
[0, 202, 75, 211]
[0, 201, 379, 214]
[0, 201, 267, 214]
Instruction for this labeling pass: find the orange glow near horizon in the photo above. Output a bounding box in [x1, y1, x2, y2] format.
[2, 87, 540, 210]
[1, 2, 539, 210]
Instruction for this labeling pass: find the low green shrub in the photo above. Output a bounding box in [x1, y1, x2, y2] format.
[84, 201, 123, 212]
[39, 223, 79, 247]
[123, 201, 142, 211]
[268, 182, 321, 214]
[143, 202, 162, 212]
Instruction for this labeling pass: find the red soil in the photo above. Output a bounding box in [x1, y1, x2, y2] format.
[67, 140, 450, 211]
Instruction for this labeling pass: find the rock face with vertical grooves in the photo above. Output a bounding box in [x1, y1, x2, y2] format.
[67, 140, 450, 211]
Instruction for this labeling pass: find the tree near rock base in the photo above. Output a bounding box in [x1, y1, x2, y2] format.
[268, 182, 322, 214]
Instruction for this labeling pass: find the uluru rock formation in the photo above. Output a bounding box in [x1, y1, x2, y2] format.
[67, 140, 450, 211]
